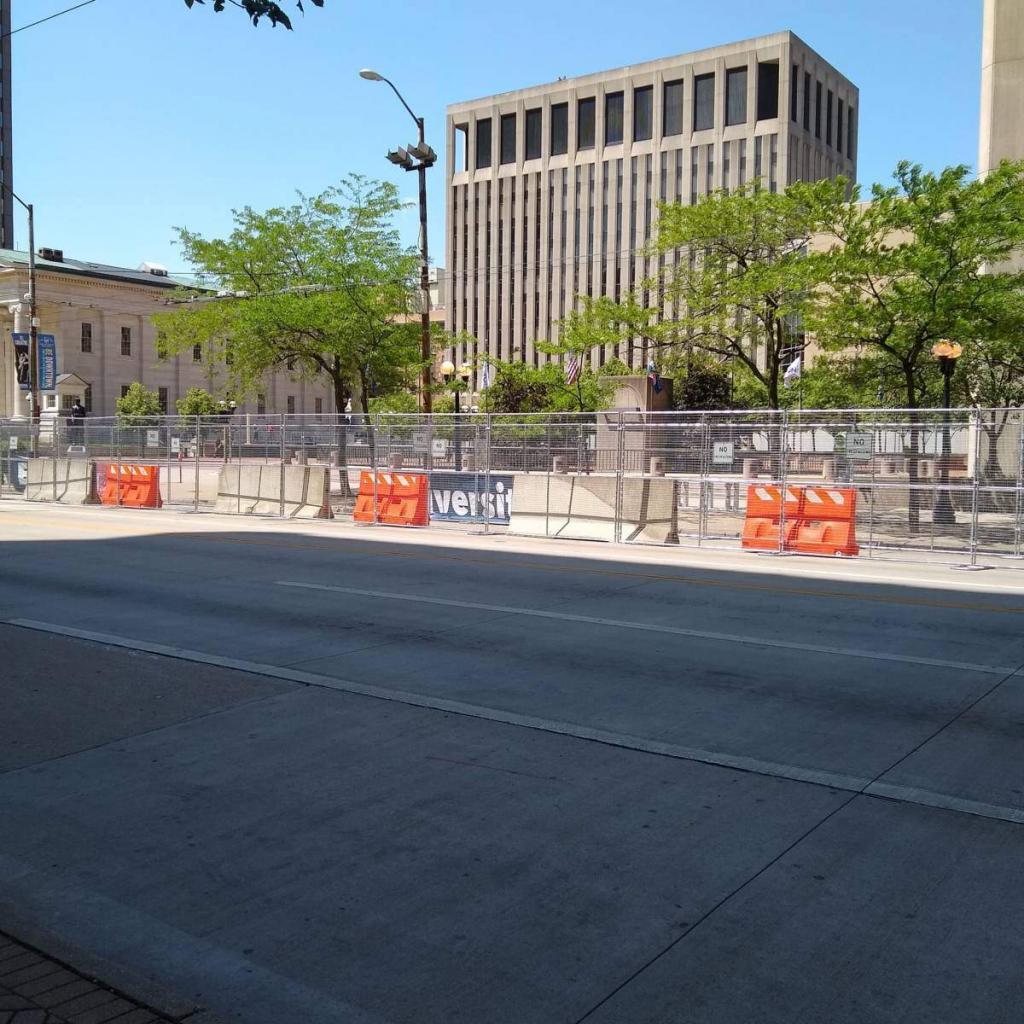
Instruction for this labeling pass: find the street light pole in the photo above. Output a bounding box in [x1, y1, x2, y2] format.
[0, 181, 38, 421]
[360, 69, 436, 415]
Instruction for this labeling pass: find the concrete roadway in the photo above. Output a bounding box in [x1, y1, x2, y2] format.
[2, 502, 1024, 1023]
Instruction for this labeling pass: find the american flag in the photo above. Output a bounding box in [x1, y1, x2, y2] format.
[565, 353, 582, 386]
[481, 361, 491, 388]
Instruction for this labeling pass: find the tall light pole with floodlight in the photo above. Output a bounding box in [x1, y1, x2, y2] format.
[931, 340, 963, 526]
[360, 68, 436, 414]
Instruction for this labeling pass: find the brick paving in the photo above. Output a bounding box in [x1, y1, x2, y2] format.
[0, 932, 184, 1024]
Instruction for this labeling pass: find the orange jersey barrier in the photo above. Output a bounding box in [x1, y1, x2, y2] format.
[99, 464, 162, 509]
[741, 484, 859, 556]
[791, 487, 860, 556]
[740, 485, 802, 551]
[353, 472, 428, 526]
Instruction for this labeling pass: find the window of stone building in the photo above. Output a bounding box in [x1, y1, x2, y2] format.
[577, 97, 595, 149]
[475, 118, 492, 169]
[81, 322, 92, 353]
[826, 89, 834, 146]
[791, 64, 799, 122]
[663, 80, 683, 137]
[837, 99, 845, 155]
[121, 384, 130, 398]
[314, 397, 323, 414]
[757, 61, 779, 121]
[500, 113, 516, 164]
[550, 103, 568, 155]
[287, 395, 295, 414]
[158, 387, 168, 413]
[604, 91, 624, 146]
[693, 73, 715, 132]
[725, 67, 747, 126]
[192, 343, 202, 362]
[120, 326, 131, 356]
[525, 108, 542, 160]
[633, 86, 652, 142]
[815, 81, 822, 137]
[803, 71, 811, 130]
[257, 393, 266, 415]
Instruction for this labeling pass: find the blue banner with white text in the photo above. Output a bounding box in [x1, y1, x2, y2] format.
[429, 471, 514, 525]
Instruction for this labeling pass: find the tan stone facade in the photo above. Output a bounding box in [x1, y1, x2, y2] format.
[445, 31, 858, 386]
[0, 252, 334, 418]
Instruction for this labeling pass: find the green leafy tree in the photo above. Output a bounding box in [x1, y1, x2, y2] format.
[809, 160, 1024, 411]
[155, 176, 421, 427]
[116, 383, 163, 424]
[183, 0, 323, 29]
[656, 179, 845, 408]
[484, 359, 628, 415]
[670, 357, 734, 411]
[175, 387, 221, 416]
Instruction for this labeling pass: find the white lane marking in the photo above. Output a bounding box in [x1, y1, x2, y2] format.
[274, 581, 1020, 677]
[9, 617, 1024, 829]
[5, 617, 868, 793]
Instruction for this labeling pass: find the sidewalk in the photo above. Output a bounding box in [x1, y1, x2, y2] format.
[0, 932, 181, 1024]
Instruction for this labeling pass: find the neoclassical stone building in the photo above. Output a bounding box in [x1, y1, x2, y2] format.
[0, 248, 334, 418]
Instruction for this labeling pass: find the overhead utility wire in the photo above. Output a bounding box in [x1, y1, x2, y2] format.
[3, 0, 99, 39]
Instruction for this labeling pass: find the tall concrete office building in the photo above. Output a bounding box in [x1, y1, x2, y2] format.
[445, 32, 857, 379]
[979, 0, 1024, 176]
[0, 0, 12, 249]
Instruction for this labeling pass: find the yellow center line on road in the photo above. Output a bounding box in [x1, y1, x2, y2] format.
[3, 506, 1024, 614]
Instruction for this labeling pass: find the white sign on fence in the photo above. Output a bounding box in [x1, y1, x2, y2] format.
[146, 429, 160, 448]
[170, 437, 181, 454]
[413, 428, 430, 453]
[7, 435, 17, 451]
[845, 432, 873, 459]
[431, 438, 448, 458]
[712, 441, 734, 465]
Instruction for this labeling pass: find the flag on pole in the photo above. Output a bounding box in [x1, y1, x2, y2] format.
[565, 353, 581, 386]
[481, 361, 491, 389]
[646, 358, 663, 394]
[783, 356, 802, 388]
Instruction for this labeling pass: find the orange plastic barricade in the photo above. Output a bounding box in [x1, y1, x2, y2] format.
[379, 473, 429, 526]
[353, 472, 394, 523]
[792, 487, 859, 556]
[741, 484, 802, 551]
[99, 464, 162, 509]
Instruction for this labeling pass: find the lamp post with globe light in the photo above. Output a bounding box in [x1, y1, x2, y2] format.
[931, 340, 963, 526]
[360, 68, 436, 414]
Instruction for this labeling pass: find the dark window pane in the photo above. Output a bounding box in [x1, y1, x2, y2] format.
[790, 64, 799, 121]
[694, 73, 715, 131]
[500, 113, 516, 164]
[633, 85, 652, 141]
[663, 79, 684, 136]
[605, 91, 624, 145]
[815, 81, 822, 137]
[837, 99, 845, 155]
[803, 72, 811, 130]
[525, 108, 542, 160]
[826, 90, 833, 146]
[757, 62, 779, 120]
[475, 118, 491, 169]
[725, 67, 747, 126]
[551, 103, 568, 155]
[578, 97, 595, 149]
[847, 105, 855, 156]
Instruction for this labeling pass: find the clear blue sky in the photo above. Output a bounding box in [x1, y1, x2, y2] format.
[12, 0, 984, 273]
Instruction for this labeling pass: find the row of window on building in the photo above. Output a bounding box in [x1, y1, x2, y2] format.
[450, 135, 788, 364]
[458, 63, 852, 169]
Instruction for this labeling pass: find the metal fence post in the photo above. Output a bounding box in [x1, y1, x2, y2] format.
[778, 411, 789, 554]
[614, 410, 625, 544]
[193, 416, 201, 512]
[970, 407, 981, 567]
[279, 413, 286, 519]
[483, 413, 492, 535]
[1016, 413, 1024, 559]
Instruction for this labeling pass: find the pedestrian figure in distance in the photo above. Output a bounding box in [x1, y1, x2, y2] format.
[69, 398, 87, 447]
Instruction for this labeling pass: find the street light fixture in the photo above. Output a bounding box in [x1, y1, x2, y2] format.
[931, 340, 963, 526]
[360, 67, 437, 415]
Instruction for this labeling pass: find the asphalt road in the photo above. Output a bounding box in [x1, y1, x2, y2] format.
[2, 502, 1024, 1023]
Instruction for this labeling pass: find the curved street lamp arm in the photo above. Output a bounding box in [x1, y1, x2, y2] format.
[380, 76, 424, 143]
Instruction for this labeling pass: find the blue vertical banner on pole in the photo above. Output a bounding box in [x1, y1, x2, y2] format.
[37, 334, 57, 391]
